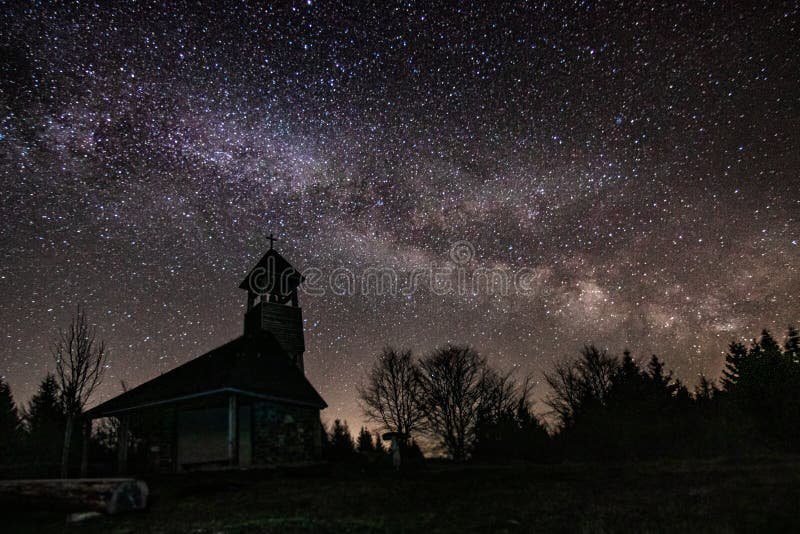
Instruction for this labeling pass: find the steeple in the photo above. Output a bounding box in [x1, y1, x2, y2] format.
[240, 238, 306, 372]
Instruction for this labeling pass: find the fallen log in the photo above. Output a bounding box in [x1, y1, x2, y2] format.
[0, 478, 148, 515]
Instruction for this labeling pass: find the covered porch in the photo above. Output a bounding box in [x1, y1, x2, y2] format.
[85, 390, 252, 475]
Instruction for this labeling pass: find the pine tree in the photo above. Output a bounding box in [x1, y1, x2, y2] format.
[327, 419, 355, 460]
[759, 329, 782, 359]
[694, 375, 716, 403]
[619, 350, 640, 382]
[356, 426, 375, 453]
[403, 439, 425, 462]
[721, 341, 748, 391]
[784, 326, 800, 364]
[647, 355, 668, 386]
[0, 377, 22, 459]
[320, 420, 331, 452]
[721, 329, 800, 451]
[25, 373, 65, 463]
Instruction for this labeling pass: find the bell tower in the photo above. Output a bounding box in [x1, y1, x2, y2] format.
[240, 235, 306, 372]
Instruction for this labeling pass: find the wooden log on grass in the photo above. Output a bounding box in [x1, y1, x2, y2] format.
[0, 478, 148, 515]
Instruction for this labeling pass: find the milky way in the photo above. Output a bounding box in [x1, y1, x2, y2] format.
[1, 2, 798, 425]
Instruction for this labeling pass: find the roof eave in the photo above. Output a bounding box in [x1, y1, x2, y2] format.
[86, 387, 326, 418]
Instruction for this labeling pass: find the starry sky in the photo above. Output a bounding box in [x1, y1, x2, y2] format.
[1, 1, 798, 426]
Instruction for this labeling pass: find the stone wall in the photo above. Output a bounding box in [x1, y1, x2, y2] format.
[252, 400, 321, 464]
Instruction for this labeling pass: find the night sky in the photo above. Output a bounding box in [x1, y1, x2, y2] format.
[1, 2, 798, 426]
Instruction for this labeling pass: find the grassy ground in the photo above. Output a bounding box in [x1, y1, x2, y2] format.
[5, 458, 800, 533]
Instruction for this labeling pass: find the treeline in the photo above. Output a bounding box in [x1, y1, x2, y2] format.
[319, 419, 425, 464]
[0, 308, 110, 478]
[357, 327, 800, 462]
[3, 325, 799, 470]
[1, 374, 65, 473]
[0, 373, 116, 477]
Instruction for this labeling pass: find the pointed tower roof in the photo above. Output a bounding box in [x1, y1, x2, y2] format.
[239, 247, 304, 294]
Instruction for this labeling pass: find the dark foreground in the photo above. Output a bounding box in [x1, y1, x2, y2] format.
[5, 458, 800, 533]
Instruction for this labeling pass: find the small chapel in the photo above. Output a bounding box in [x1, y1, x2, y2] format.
[86, 238, 327, 472]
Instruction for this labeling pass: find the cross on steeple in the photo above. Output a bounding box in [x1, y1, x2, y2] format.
[267, 233, 278, 250]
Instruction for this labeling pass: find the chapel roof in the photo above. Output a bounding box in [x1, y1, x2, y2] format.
[87, 331, 326, 417]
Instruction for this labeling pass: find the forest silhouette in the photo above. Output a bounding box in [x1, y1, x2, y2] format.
[2, 326, 800, 474]
[353, 326, 800, 462]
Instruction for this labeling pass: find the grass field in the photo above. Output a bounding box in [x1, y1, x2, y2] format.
[5, 458, 800, 533]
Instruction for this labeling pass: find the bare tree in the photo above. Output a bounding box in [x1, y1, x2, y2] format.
[357, 348, 425, 439]
[544, 345, 618, 428]
[52, 307, 108, 478]
[477, 367, 525, 421]
[417, 345, 491, 461]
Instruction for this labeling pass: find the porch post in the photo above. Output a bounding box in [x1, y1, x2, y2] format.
[80, 418, 91, 477]
[228, 394, 238, 466]
[117, 415, 129, 475]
